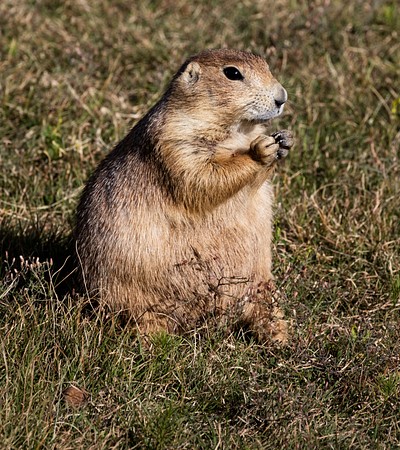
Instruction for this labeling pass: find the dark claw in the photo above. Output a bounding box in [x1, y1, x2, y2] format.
[271, 130, 294, 150]
[277, 148, 289, 159]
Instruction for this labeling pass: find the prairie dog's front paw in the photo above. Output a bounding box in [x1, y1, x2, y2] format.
[271, 129, 294, 160]
[249, 134, 280, 166]
[250, 130, 294, 166]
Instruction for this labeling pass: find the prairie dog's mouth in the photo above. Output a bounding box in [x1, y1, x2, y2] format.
[246, 106, 284, 124]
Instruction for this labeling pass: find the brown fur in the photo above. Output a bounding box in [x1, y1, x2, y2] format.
[75, 49, 294, 343]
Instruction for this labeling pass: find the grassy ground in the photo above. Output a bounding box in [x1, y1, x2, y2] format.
[1, 0, 399, 448]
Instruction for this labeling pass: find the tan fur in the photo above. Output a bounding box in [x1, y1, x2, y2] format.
[75, 49, 294, 343]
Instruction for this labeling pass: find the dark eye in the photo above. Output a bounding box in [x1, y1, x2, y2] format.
[223, 66, 244, 81]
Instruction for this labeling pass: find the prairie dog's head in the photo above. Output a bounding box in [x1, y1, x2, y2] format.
[168, 49, 287, 126]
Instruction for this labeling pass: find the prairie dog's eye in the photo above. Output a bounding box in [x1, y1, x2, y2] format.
[223, 66, 244, 81]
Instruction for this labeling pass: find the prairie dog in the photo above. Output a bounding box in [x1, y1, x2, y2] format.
[76, 49, 294, 343]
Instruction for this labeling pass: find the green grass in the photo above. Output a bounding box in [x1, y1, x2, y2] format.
[1, 0, 399, 448]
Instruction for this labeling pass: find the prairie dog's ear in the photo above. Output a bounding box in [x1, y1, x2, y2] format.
[181, 61, 201, 84]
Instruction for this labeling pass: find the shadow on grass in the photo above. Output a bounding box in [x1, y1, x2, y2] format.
[0, 220, 77, 298]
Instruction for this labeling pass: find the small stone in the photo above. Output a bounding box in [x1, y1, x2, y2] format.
[63, 385, 89, 408]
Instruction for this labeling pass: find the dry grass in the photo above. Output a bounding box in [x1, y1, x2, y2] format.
[1, 0, 399, 448]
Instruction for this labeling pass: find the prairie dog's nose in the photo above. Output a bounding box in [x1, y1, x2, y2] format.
[274, 86, 288, 108]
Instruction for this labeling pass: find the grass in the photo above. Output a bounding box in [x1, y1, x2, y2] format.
[1, 0, 399, 448]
